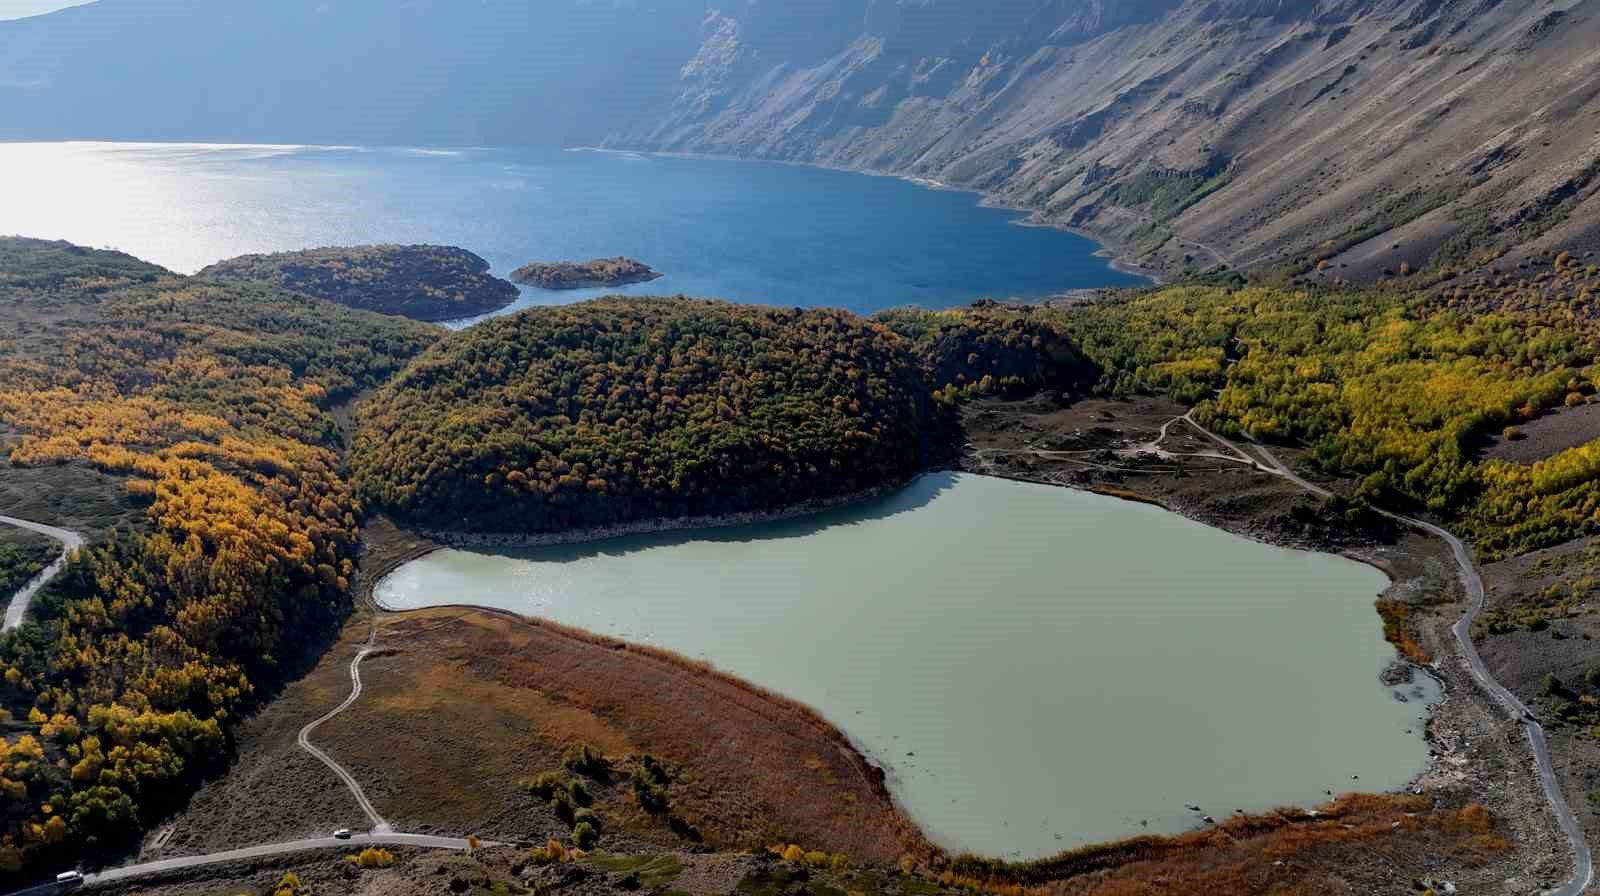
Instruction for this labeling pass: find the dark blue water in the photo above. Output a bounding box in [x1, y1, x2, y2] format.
[0, 142, 1143, 317]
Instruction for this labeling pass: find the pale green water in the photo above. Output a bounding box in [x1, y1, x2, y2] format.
[375, 472, 1438, 858]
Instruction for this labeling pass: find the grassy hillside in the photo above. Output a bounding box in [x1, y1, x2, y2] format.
[351, 297, 949, 534]
[0, 238, 438, 878]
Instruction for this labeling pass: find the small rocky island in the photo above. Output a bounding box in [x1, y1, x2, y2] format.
[199, 244, 519, 321]
[510, 256, 662, 289]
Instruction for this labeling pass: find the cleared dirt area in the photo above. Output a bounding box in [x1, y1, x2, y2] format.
[1478, 401, 1600, 464]
[960, 394, 1394, 553]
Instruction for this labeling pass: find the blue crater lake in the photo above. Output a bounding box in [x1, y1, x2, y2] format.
[0, 142, 1144, 315]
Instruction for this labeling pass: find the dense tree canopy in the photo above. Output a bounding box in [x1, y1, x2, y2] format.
[352, 297, 947, 534]
[875, 304, 1099, 404]
[1050, 283, 1600, 557]
[198, 245, 518, 322]
[0, 239, 437, 877]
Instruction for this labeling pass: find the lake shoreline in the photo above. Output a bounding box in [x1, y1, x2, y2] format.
[370, 464, 1444, 859]
[394, 477, 918, 551]
[571, 145, 1164, 291]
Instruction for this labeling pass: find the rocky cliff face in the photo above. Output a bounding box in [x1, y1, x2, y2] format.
[615, 0, 1600, 283]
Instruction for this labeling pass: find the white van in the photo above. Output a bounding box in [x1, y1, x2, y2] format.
[56, 870, 83, 884]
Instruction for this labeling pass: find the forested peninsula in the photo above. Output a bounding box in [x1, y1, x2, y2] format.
[351, 297, 945, 535]
[199, 244, 518, 321]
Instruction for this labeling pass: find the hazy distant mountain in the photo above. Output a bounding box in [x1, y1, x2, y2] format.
[0, 0, 706, 145]
[8, 0, 1600, 283]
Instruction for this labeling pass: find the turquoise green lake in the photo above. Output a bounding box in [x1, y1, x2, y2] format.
[375, 472, 1438, 858]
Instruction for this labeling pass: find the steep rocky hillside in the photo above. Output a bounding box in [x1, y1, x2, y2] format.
[5, 0, 1598, 283]
[613, 0, 1600, 284]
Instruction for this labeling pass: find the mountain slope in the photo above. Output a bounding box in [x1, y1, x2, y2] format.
[4, 0, 1599, 282]
[612, 0, 1600, 283]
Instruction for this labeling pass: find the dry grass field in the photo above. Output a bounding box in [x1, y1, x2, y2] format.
[320, 608, 929, 864]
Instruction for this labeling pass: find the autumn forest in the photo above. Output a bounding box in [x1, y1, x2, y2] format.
[0, 233, 1596, 881]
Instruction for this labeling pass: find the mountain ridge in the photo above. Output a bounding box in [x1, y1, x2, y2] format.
[3, 0, 1598, 282]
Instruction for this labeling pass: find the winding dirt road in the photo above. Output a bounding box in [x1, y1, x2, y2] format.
[296, 643, 392, 833]
[0, 515, 83, 632]
[1172, 414, 1593, 896]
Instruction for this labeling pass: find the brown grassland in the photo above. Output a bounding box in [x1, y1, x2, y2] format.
[321, 606, 928, 863]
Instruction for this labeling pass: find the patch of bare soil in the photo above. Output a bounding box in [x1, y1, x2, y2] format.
[1479, 537, 1600, 875]
[959, 394, 1387, 552]
[1478, 401, 1600, 463]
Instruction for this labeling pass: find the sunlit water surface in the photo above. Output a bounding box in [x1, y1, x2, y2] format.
[376, 473, 1439, 858]
[0, 142, 1143, 316]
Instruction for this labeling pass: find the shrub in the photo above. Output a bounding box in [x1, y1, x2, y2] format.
[528, 837, 570, 866]
[631, 768, 670, 814]
[1545, 673, 1567, 696]
[804, 851, 829, 868]
[1568, 392, 1587, 408]
[525, 771, 566, 800]
[565, 744, 611, 779]
[639, 755, 671, 787]
[573, 821, 598, 849]
[550, 794, 575, 824]
[348, 847, 395, 869]
[567, 779, 592, 807]
[1503, 426, 1525, 441]
[782, 845, 806, 863]
[573, 808, 601, 831]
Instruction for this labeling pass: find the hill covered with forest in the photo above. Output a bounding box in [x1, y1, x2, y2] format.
[0, 238, 437, 878]
[199, 245, 517, 322]
[350, 297, 950, 536]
